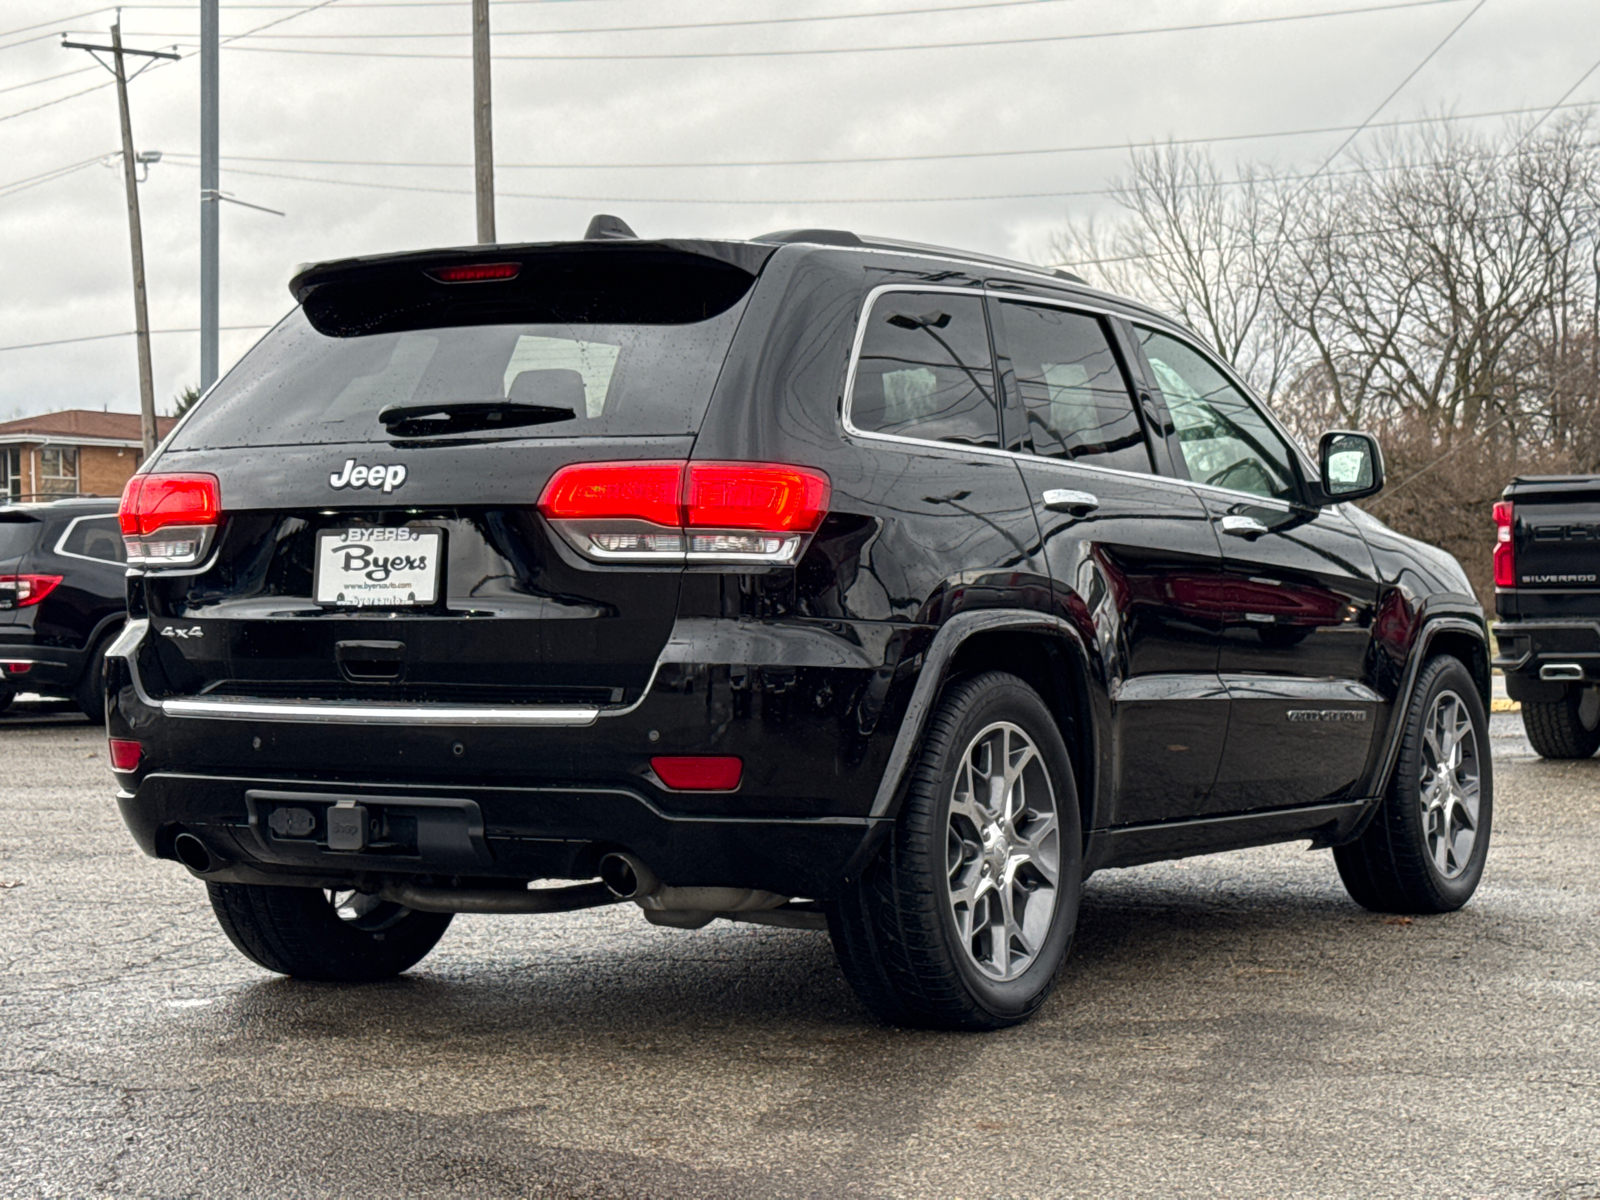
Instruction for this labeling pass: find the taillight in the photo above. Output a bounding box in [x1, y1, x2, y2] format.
[108, 738, 142, 771]
[119, 473, 221, 567]
[1493, 500, 1515, 588]
[538, 461, 830, 564]
[651, 755, 743, 791]
[0, 575, 62, 609]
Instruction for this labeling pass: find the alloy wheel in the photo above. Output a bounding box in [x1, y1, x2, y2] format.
[1418, 689, 1482, 880]
[945, 721, 1061, 981]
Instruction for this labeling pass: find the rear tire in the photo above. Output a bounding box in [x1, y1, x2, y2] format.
[75, 626, 119, 723]
[827, 671, 1082, 1031]
[206, 883, 453, 982]
[1334, 655, 1492, 914]
[1520, 685, 1600, 760]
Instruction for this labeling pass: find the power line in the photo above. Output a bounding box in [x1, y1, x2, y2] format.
[155, 100, 1599, 172]
[0, 326, 271, 355]
[0, 151, 116, 198]
[1517, 51, 1600, 146]
[0, 65, 98, 96]
[192, 0, 1471, 60]
[1295, 0, 1488, 190]
[0, 8, 113, 40]
[80, 0, 1093, 40]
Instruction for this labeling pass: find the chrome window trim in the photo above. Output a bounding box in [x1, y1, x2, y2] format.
[840, 284, 1181, 490]
[52, 512, 126, 566]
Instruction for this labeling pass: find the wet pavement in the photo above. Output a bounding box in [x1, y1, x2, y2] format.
[2, 701, 1596, 1199]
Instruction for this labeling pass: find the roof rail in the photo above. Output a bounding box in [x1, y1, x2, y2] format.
[755, 228, 1085, 284]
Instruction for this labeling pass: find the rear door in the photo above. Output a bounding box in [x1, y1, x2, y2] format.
[1130, 325, 1383, 813]
[989, 294, 1229, 825]
[139, 247, 762, 707]
[0, 510, 40, 627]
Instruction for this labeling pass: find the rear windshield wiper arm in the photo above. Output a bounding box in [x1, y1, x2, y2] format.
[378, 400, 576, 437]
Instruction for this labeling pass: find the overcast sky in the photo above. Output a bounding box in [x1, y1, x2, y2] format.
[0, 0, 1594, 420]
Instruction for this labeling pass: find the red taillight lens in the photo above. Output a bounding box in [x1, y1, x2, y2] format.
[538, 461, 831, 564]
[539, 461, 684, 527]
[425, 262, 521, 284]
[119, 473, 221, 567]
[108, 738, 142, 771]
[685, 464, 830, 532]
[651, 755, 743, 791]
[1493, 500, 1515, 588]
[119, 473, 221, 536]
[0, 574, 63, 608]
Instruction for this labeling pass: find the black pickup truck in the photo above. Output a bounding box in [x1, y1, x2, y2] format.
[1493, 476, 1600, 757]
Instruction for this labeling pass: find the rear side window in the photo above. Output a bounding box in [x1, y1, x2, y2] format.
[171, 303, 750, 450]
[996, 301, 1151, 473]
[57, 514, 125, 564]
[850, 293, 999, 448]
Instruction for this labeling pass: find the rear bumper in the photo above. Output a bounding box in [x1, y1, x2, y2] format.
[106, 617, 918, 898]
[1493, 619, 1600, 700]
[0, 636, 85, 694]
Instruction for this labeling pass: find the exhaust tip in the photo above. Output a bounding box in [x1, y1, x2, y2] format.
[173, 832, 215, 874]
[599, 852, 657, 900]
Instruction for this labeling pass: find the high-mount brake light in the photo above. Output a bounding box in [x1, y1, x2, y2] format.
[537, 461, 831, 565]
[425, 262, 522, 284]
[0, 575, 62, 609]
[1493, 500, 1515, 588]
[119, 473, 221, 568]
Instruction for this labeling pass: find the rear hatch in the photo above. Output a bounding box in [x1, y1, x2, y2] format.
[137, 240, 773, 705]
[1499, 475, 1600, 618]
[0, 509, 40, 627]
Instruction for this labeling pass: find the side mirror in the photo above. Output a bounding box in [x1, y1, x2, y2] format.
[1317, 430, 1384, 503]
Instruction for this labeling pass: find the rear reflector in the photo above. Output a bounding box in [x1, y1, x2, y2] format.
[538, 461, 830, 565]
[0, 661, 32, 674]
[425, 262, 522, 284]
[651, 755, 743, 791]
[0, 575, 62, 609]
[1493, 500, 1515, 588]
[119, 473, 221, 567]
[108, 739, 142, 771]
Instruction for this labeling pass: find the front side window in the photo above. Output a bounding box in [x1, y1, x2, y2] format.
[1136, 327, 1299, 501]
[38, 447, 78, 496]
[999, 301, 1151, 473]
[850, 293, 999, 448]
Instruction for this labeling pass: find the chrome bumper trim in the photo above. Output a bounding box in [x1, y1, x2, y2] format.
[160, 696, 600, 727]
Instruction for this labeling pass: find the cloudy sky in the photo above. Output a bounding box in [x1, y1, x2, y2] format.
[0, 0, 1594, 420]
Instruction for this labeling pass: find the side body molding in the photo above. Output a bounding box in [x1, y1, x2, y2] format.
[868, 609, 1091, 820]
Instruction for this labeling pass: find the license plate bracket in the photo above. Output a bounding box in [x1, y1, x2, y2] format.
[314, 526, 443, 608]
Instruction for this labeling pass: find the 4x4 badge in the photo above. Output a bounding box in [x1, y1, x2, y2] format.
[329, 459, 407, 493]
[161, 625, 204, 640]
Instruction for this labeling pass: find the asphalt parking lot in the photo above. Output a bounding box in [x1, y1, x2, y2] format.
[2, 700, 1596, 1200]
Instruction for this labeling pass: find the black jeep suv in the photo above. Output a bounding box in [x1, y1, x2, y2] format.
[106, 225, 1492, 1030]
[1, 496, 127, 719]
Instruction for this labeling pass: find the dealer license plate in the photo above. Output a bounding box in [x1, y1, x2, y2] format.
[314, 527, 442, 607]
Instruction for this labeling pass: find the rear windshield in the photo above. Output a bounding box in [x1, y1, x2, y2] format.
[0, 517, 38, 561]
[172, 299, 751, 450]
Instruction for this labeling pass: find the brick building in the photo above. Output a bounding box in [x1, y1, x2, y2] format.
[0, 410, 177, 503]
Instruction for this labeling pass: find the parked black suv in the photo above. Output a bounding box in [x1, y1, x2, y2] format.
[1492, 475, 1600, 757]
[107, 225, 1493, 1029]
[1, 496, 127, 718]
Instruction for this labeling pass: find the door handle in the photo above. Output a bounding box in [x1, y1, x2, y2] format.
[1041, 489, 1100, 516]
[1219, 514, 1269, 539]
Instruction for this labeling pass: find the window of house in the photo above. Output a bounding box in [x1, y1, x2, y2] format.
[1135, 327, 1299, 501]
[0, 448, 19, 503]
[850, 293, 1000, 448]
[998, 302, 1152, 473]
[38, 447, 79, 496]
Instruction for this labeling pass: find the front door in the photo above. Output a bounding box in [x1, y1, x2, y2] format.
[1131, 325, 1382, 814]
[989, 295, 1229, 826]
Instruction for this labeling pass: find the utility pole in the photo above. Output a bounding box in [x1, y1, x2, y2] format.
[64, 25, 179, 459]
[200, 0, 219, 392]
[472, 0, 495, 243]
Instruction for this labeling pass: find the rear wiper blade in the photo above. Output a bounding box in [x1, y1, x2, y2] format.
[378, 400, 576, 437]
